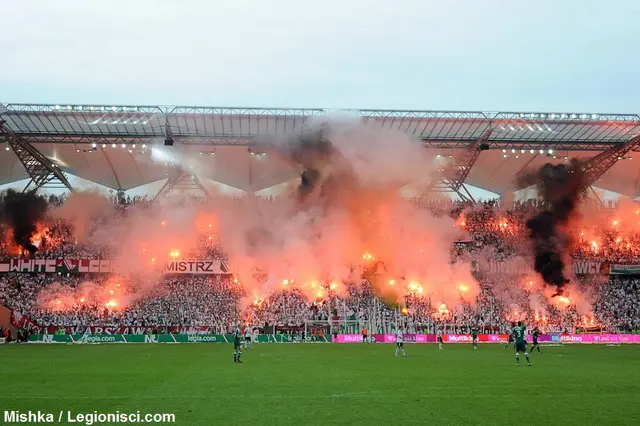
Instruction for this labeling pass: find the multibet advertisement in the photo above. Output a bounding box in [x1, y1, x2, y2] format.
[334, 334, 640, 344]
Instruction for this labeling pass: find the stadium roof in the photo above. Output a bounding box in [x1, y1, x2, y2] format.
[1, 103, 640, 196]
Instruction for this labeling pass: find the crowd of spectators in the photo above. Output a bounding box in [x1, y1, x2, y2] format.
[0, 274, 243, 333]
[594, 277, 640, 332]
[1, 270, 637, 334]
[1, 193, 639, 334]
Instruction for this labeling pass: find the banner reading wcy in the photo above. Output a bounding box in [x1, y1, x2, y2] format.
[474, 259, 612, 276]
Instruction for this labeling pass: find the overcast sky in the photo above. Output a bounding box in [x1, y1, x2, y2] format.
[1, 0, 639, 112]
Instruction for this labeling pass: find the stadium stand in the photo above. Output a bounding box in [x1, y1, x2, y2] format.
[1, 105, 640, 340]
[1, 195, 639, 337]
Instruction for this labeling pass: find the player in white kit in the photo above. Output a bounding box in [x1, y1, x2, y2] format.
[244, 326, 253, 349]
[437, 329, 444, 350]
[395, 327, 407, 357]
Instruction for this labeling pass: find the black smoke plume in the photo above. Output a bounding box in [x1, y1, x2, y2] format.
[0, 189, 49, 254]
[518, 159, 588, 295]
[280, 126, 356, 203]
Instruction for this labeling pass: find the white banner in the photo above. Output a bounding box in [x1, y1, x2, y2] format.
[0, 258, 231, 275]
[163, 260, 230, 275]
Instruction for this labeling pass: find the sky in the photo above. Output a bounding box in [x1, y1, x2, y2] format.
[0, 0, 638, 199]
[1, 0, 639, 113]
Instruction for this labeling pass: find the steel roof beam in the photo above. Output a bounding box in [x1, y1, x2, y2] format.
[442, 128, 493, 191]
[421, 129, 494, 202]
[153, 166, 212, 202]
[0, 120, 73, 193]
[5, 104, 639, 123]
[513, 134, 640, 193]
[581, 134, 640, 188]
[4, 104, 165, 114]
[7, 133, 624, 151]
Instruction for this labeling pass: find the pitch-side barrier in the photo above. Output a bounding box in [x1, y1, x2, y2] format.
[22, 333, 640, 344]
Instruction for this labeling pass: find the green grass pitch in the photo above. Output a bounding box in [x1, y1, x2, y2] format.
[2, 343, 639, 425]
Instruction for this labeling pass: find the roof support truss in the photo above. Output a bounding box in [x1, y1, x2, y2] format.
[587, 186, 605, 208]
[153, 168, 212, 202]
[421, 129, 493, 201]
[581, 134, 640, 188]
[431, 179, 476, 202]
[442, 129, 493, 192]
[0, 120, 73, 192]
[514, 134, 640, 193]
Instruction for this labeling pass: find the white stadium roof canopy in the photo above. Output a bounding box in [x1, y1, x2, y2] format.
[1, 103, 639, 198]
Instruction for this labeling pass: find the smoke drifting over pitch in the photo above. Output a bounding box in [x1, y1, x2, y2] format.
[519, 159, 588, 295]
[0, 189, 48, 254]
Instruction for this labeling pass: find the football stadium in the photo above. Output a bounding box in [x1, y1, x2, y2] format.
[1, 103, 640, 425]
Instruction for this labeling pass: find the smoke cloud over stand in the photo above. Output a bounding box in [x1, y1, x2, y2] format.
[18, 119, 479, 316]
[518, 159, 588, 295]
[213, 119, 480, 307]
[52, 191, 114, 243]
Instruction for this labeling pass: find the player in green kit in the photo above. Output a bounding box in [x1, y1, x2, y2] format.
[512, 321, 531, 366]
[233, 326, 243, 364]
[471, 325, 479, 349]
[504, 322, 515, 348]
